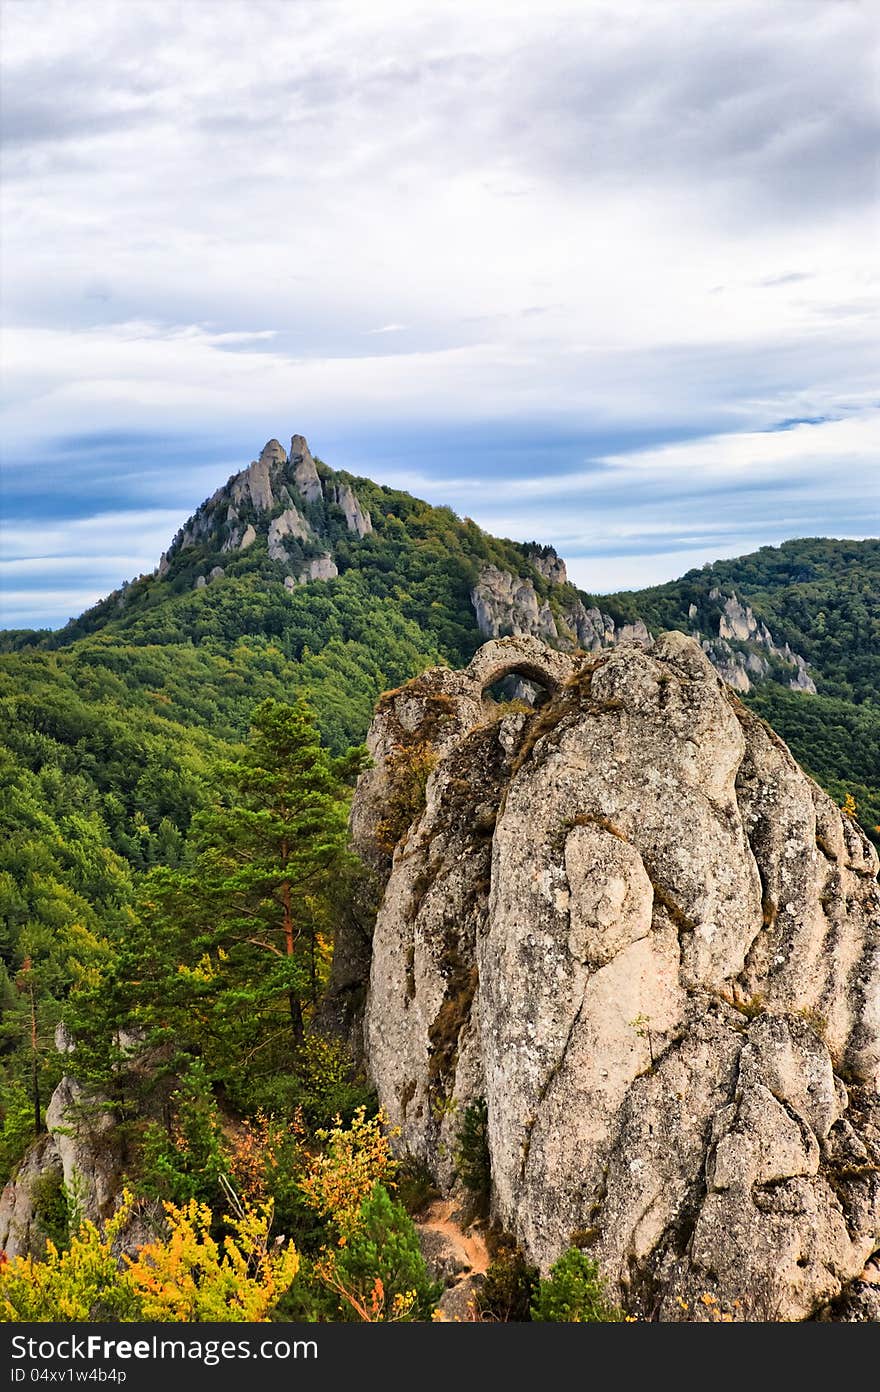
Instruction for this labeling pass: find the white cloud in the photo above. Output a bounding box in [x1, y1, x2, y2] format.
[0, 588, 111, 628]
[0, 509, 183, 563]
[595, 413, 880, 486]
[0, 511, 183, 626]
[565, 546, 762, 595]
[1, 0, 877, 626]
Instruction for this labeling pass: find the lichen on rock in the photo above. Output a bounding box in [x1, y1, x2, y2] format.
[354, 632, 880, 1321]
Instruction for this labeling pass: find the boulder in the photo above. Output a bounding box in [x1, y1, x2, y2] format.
[357, 634, 880, 1321]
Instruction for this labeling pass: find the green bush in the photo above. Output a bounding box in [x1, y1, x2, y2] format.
[477, 1241, 539, 1322]
[228, 1032, 377, 1133]
[454, 1097, 490, 1210]
[273, 1183, 442, 1323]
[530, 1248, 624, 1323]
[332, 1183, 441, 1321]
[134, 1061, 225, 1209]
[288, 1033, 378, 1131]
[0, 1081, 34, 1188]
[394, 1157, 440, 1216]
[30, 1169, 71, 1251]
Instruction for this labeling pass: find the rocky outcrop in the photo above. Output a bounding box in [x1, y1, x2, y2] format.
[267, 506, 312, 561]
[471, 559, 815, 702]
[301, 554, 338, 583]
[0, 1065, 124, 1259]
[559, 597, 616, 650]
[45, 1076, 123, 1229]
[283, 555, 339, 590]
[357, 634, 880, 1321]
[527, 547, 568, 586]
[230, 447, 275, 514]
[718, 591, 773, 644]
[290, 435, 323, 504]
[158, 434, 373, 580]
[790, 653, 816, 692]
[0, 1135, 62, 1258]
[331, 482, 372, 537]
[471, 567, 559, 644]
[707, 589, 817, 695]
[471, 566, 652, 663]
[350, 636, 574, 873]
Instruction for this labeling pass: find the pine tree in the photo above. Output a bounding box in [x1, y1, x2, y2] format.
[324, 1183, 441, 1322]
[101, 699, 365, 1080]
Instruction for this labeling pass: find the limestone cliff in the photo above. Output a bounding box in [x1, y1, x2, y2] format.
[355, 633, 880, 1321]
[701, 588, 817, 694]
[0, 1030, 126, 1259]
[159, 434, 371, 589]
[471, 560, 815, 698]
[470, 561, 651, 656]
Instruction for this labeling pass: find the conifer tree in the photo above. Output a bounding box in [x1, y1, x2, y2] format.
[102, 699, 364, 1079]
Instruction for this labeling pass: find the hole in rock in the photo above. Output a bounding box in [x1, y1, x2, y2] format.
[485, 674, 552, 708]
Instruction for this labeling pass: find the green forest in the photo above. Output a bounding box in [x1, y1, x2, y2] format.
[0, 456, 877, 1321]
[610, 537, 880, 839]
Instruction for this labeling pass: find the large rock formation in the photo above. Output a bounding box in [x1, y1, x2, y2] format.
[704, 588, 817, 695]
[290, 434, 323, 504]
[267, 505, 312, 560]
[0, 1074, 123, 1259]
[0, 1135, 62, 1258]
[471, 566, 560, 644]
[356, 633, 880, 1321]
[471, 561, 815, 699]
[329, 481, 373, 538]
[158, 434, 372, 584]
[526, 546, 568, 586]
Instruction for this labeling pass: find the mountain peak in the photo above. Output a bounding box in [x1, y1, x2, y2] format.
[258, 438, 287, 467]
[158, 432, 368, 586]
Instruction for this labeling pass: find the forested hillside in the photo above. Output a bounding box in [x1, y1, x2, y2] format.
[0, 441, 876, 1321]
[610, 537, 880, 703]
[608, 537, 880, 842]
[0, 445, 576, 1234]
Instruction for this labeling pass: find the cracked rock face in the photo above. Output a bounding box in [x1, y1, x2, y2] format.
[267, 505, 312, 560]
[0, 1135, 62, 1258]
[0, 1073, 123, 1259]
[331, 482, 372, 537]
[158, 434, 374, 580]
[290, 434, 323, 504]
[471, 566, 559, 644]
[357, 633, 880, 1320]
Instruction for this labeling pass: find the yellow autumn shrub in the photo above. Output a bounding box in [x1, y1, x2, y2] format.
[0, 1189, 299, 1323]
[298, 1107, 396, 1241]
[127, 1198, 299, 1321]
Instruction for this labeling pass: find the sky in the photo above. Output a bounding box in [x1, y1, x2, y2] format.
[1, 0, 878, 629]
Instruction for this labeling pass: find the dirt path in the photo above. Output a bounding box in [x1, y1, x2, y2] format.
[418, 1198, 490, 1275]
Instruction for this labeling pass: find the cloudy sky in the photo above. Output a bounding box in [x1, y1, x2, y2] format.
[1, 0, 878, 629]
